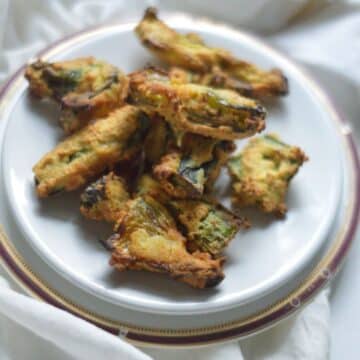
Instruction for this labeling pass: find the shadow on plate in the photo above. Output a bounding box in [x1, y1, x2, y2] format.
[33, 187, 113, 252]
[25, 95, 63, 140]
[33, 188, 83, 221]
[262, 96, 287, 120]
[100, 267, 222, 302]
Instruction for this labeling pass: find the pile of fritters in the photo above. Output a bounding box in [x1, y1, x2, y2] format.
[26, 8, 307, 289]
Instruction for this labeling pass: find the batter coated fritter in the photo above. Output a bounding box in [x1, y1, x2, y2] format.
[143, 115, 174, 165]
[33, 106, 149, 197]
[129, 68, 266, 140]
[109, 195, 224, 288]
[135, 8, 288, 98]
[25, 57, 129, 133]
[80, 172, 246, 257]
[80, 172, 129, 223]
[137, 175, 247, 256]
[167, 199, 248, 256]
[153, 134, 235, 198]
[228, 134, 308, 216]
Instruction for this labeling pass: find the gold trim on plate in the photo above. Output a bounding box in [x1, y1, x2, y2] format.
[0, 17, 358, 346]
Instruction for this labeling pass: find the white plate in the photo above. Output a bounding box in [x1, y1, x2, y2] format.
[0, 15, 345, 317]
[0, 15, 359, 347]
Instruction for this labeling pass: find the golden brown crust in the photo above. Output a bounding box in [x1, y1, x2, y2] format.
[153, 151, 192, 198]
[59, 75, 129, 134]
[80, 172, 129, 222]
[228, 134, 308, 217]
[129, 68, 266, 140]
[109, 195, 224, 288]
[167, 198, 249, 256]
[135, 174, 248, 256]
[198, 66, 288, 99]
[25, 57, 129, 133]
[135, 8, 219, 73]
[135, 8, 288, 98]
[153, 134, 235, 199]
[205, 141, 236, 190]
[33, 106, 148, 197]
[143, 115, 173, 165]
[110, 248, 224, 289]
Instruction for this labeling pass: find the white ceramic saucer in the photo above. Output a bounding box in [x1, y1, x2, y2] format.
[0, 14, 358, 346]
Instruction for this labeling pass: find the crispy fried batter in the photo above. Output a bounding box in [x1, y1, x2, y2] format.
[136, 173, 164, 198]
[170, 66, 287, 99]
[33, 106, 149, 197]
[202, 65, 287, 99]
[167, 199, 248, 256]
[25, 57, 116, 98]
[109, 195, 224, 288]
[228, 134, 308, 216]
[25, 57, 129, 133]
[136, 174, 247, 255]
[153, 133, 235, 198]
[129, 68, 266, 140]
[143, 115, 174, 165]
[135, 8, 288, 98]
[80, 172, 129, 222]
[135, 8, 220, 72]
[168, 67, 196, 84]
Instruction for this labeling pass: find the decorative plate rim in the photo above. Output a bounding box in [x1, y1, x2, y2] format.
[0, 16, 345, 315]
[0, 16, 359, 347]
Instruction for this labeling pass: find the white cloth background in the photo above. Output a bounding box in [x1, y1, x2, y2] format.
[0, 0, 359, 359]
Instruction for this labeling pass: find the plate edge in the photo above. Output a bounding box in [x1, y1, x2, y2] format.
[0, 16, 359, 347]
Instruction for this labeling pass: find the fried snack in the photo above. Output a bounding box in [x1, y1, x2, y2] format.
[200, 65, 287, 99]
[168, 67, 196, 84]
[135, 8, 288, 98]
[153, 134, 235, 198]
[80, 173, 162, 225]
[112, 152, 146, 192]
[33, 106, 149, 197]
[109, 195, 224, 288]
[137, 174, 247, 256]
[143, 115, 174, 165]
[136, 173, 164, 198]
[25, 57, 128, 133]
[80, 172, 129, 222]
[167, 199, 247, 256]
[170, 66, 287, 99]
[135, 8, 219, 72]
[129, 68, 266, 140]
[228, 134, 308, 217]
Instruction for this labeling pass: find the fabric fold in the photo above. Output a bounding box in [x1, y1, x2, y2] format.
[0, 1, 358, 359]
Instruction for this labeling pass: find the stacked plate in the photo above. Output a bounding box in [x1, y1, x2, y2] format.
[0, 15, 358, 347]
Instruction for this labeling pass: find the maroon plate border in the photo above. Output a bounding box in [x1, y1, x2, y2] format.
[0, 18, 359, 347]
